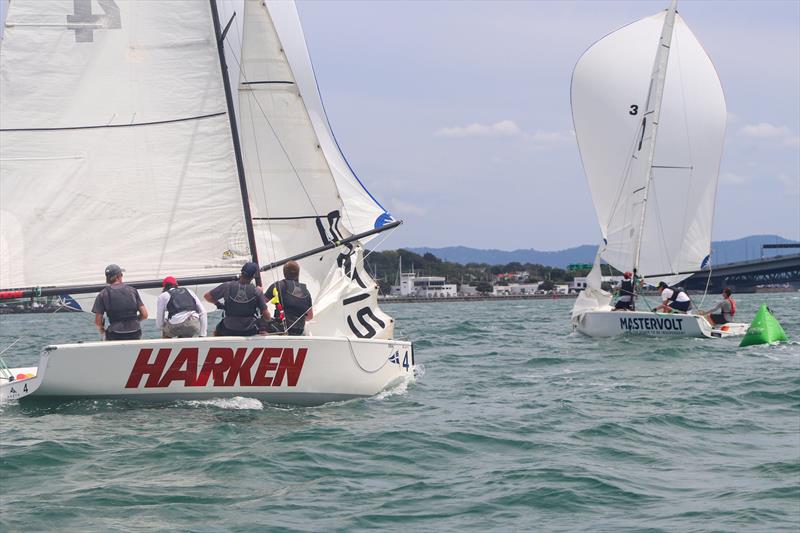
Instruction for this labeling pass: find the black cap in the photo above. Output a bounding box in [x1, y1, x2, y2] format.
[241, 262, 259, 277]
[657, 281, 668, 289]
[105, 264, 124, 278]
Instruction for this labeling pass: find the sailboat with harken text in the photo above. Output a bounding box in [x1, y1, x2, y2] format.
[0, 0, 414, 403]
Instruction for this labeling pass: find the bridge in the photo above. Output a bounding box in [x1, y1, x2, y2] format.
[682, 252, 800, 291]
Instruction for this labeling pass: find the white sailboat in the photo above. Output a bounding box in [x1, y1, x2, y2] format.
[0, 0, 414, 403]
[570, 1, 748, 338]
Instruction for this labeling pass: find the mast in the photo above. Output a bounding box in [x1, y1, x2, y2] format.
[631, 0, 678, 277]
[209, 0, 261, 285]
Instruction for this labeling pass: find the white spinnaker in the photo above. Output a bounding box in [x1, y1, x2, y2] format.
[0, 0, 250, 289]
[572, 12, 725, 285]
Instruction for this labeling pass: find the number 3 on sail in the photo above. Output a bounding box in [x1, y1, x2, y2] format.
[0, 0, 414, 404]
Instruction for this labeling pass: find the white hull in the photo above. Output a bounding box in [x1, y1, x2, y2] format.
[0, 336, 414, 405]
[573, 309, 748, 338]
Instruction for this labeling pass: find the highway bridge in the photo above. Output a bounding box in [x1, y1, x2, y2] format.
[682, 252, 800, 292]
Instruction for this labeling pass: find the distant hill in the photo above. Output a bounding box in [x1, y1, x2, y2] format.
[409, 234, 798, 268]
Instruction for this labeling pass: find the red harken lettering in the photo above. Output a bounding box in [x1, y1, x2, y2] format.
[125, 346, 307, 389]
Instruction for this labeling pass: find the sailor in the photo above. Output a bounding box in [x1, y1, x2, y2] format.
[701, 287, 736, 326]
[653, 281, 692, 313]
[264, 260, 314, 336]
[156, 276, 208, 338]
[92, 264, 148, 341]
[612, 271, 636, 311]
[204, 262, 270, 336]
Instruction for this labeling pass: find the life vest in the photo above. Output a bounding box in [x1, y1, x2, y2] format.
[224, 282, 258, 318]
[619, 279, 634, 297]
[728, 297, 736, 317]
[276, 280, 311, 333]
[668, 286, 686, 302]
[166, 287, 196, 318]
[103, 284, 139, 324]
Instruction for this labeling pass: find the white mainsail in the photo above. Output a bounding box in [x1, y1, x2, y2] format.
[0, 0, 251, 289]
[571, 4, 726, 286]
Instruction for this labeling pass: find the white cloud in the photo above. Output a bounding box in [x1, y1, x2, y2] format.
[435, 119, 522, 138]
[720, 172, 750, 185]
[739, 122, 792, 138]
[389, 199, 427, 216]
[526, 129, 574, 143]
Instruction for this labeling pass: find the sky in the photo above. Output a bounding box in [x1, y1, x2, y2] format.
[290, 0, 800, 251]
[1, 0, 797, 252]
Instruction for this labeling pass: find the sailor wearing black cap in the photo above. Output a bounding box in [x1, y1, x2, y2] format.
[654, 281, 692, 313]
[92, 264, 149, 341]
[204, 262, 270, 336]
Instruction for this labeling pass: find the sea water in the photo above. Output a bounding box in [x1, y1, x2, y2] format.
[1, 293, 798, 531]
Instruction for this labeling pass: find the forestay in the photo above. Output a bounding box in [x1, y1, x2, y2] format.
[571, 8, 726, 285]
[0, 0, 251, 289]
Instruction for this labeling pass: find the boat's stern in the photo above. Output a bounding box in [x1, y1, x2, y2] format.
[0, 365, 42, 403]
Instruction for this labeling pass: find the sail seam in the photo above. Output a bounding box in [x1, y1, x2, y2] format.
[0, 112, 227, 132]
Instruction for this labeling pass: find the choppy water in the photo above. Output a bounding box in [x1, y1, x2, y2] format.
[1, 293, 798, 532]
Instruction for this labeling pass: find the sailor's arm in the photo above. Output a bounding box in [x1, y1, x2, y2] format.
[94, 313, 105, 338]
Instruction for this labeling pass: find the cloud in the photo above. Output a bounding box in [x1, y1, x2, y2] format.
[526, 129, 574, 143]
[435, 119, 522, 138]
[739, 122, 792, 138]
[389, 199, 427, 216]
[720, 172, 750, 185]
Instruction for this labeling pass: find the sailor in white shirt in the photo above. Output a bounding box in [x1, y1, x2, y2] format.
[654, 281, 692, 313]
[156, 276, 208, 338]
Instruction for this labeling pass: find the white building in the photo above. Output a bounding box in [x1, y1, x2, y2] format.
[492, 283, 541, 296]
[570, 275, 625, 293]
[393, 272, 458, 298]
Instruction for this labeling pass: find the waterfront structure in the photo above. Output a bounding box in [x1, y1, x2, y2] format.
[492, 283, 541, 296]
[392, 272, 458, 298]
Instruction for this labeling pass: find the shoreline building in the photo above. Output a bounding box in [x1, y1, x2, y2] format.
[392, 272, 458, 298]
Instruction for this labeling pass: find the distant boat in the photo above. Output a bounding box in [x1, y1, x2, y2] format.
[569, 1, 747, 338]
[0, 0, 413, 402]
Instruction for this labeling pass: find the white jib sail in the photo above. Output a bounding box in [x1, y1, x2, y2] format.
[0, 0, 251, 290]
[232, 0, 394, 338]
[572, 7, 726, 286]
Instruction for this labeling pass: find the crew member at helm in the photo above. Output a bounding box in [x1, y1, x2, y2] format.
[654, 281, 692, 313]
[701, 287, 736, 326]
[92, 264, 148, 341]
[204, 262, 269, 336]
[612, 271, 636, 311]
[156, 276, 207, 338]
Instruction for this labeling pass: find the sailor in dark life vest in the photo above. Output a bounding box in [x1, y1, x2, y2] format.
[263, 260, 313, 336]
[701, 287, 736, 326]
[613, 271, 636, 311]
[92, 264, 148, 341]
[653, 281, 692, 313]
[156, 276, 208, 338]
[204, 262, 269, 336]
